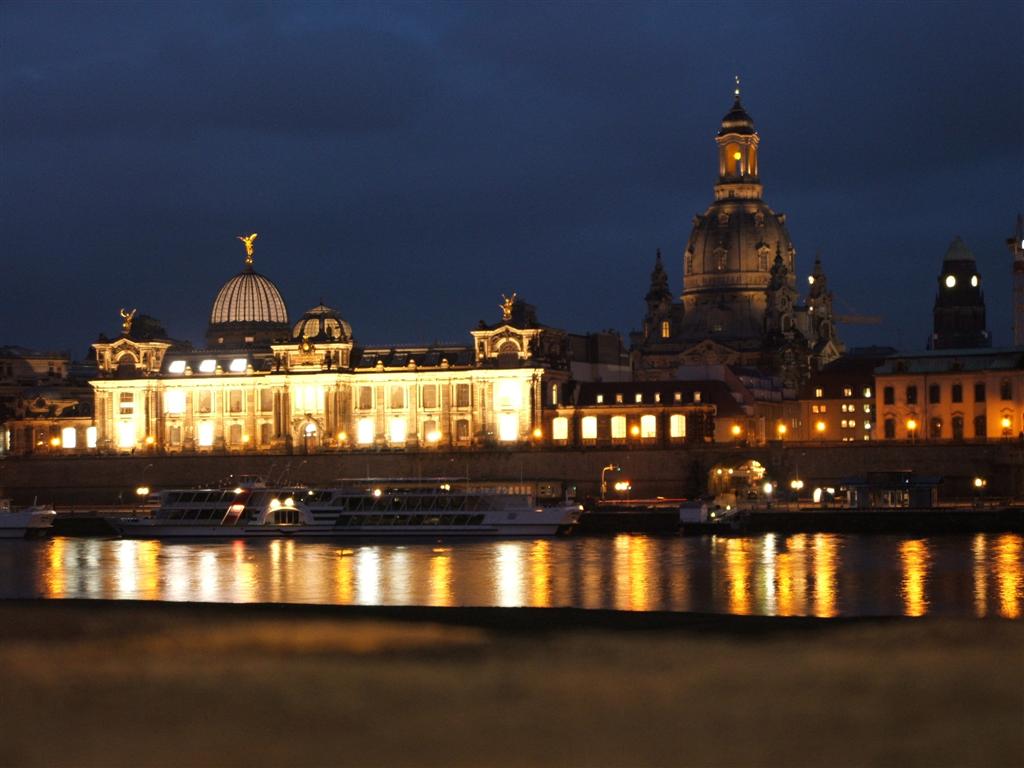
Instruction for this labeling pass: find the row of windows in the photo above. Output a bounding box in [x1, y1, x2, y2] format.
[576, 414, 687, 440]
[814, 387, 872, 399]
[883, 381, 1014, 406]
[357, 382, 475, 411]
[594, 391, 700, 405]
[334, 513, 486, 527]
[324, 494, 504, 512]
[881, 414, 1016, 439]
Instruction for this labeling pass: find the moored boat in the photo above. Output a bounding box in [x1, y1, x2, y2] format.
[0, 499, 57, 539]
[113, 478, 582, 539]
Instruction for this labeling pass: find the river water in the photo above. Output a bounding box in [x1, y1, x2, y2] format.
[1, 533, 1021, 618]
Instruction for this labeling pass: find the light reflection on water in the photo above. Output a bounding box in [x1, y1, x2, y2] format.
[10, 533, 1023, 618]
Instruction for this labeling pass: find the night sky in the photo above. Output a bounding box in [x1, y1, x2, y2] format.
[2, 1, 1022, 359]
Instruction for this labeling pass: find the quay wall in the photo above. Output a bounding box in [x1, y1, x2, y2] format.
[2, 442, 1023, 505]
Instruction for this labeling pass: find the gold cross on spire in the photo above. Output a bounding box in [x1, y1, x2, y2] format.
[734, 74, 741, 100]
[237, 233, 258, 266]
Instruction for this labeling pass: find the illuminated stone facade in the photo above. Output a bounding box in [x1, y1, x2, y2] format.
[90, 287, 571, 454]
[874, 349, 1024, 441]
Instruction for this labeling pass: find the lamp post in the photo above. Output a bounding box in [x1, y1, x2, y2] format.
[601, 464, 620, 500]
[906, 418, 918, 443]
[973, 476, 987, 507]
[776, 423, 788, 440]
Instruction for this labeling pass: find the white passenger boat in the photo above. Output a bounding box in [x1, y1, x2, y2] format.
[114, 479, 581, 539]
[0, 499, 57, 538]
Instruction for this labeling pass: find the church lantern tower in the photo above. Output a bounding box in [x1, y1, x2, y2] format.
[929, 236, 990, 350]
[679, 79, 798, 357]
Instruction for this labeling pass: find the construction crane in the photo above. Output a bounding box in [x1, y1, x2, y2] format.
[833, 295, 882, 325]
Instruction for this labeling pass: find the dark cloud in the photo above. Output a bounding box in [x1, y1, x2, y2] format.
[1, 0, 1021, 356]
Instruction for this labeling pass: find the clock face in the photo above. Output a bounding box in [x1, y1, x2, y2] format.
[945, 274, 956, 288]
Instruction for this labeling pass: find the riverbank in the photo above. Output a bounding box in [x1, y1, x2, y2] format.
[1, 600, 1021, 767]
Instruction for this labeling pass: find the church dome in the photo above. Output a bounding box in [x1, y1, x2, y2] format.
[292, 304, 352, 342]
[680, 200, 796, 346]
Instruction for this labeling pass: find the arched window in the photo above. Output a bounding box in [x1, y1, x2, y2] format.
[660, 320, 670, 339]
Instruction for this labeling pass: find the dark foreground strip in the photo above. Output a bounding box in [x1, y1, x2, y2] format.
[0, 598, 918, 637]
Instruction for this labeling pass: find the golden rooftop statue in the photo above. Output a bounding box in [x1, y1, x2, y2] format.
[237, 233, 258, 266]
[120, 307, 136, 335]
[500, 292, 517, 322]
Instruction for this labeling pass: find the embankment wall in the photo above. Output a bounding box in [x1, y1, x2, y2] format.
[2, 442, 1022, 505]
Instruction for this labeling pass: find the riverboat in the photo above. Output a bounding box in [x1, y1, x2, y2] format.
[0, 499, 57, 539]
[113, 479, 581, 539]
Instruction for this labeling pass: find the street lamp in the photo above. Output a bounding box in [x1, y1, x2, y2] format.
[815, 420, 826, 439]
[601, 464, 620, 500]
[731, 423, 743, 440]
[776, 423, 788, 439]
[906, 418, 918, 442]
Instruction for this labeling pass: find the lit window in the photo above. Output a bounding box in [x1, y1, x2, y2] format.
[640, 414, 657, 438]
[229, 358, 247, 373]
[864, 404, 871, 413]
[581, 416, 597, 440]
[843, 387, 853, 397]
[198, 359, 216, 374]
[228, 390, 243, 413]
[495, 380, 521, 410]
[864, 421, 872, 430]
[293, 385, 323, 413]
[197, 421, 215, 447]
[596, 394, 604, 404]
[635, 393, 643, 404]
[611, 416, 627, 439]
[119, 392, 134, 416]
[815, 388, 823, 398]
[164, 390, 186, 414]
[551, 383, 559, 405]
[357, 418, 374, 445]
[670, 414, 686, 438]
[389, 386, 406, 409]
[61, 427, 76, 449]
[615, 393, 623, 404]
[945, 274, 956, 288]
[660, 320, 670, 339]
[812, 405, 819, 414]
[421, 384, 438, 409]
[693, 391, 701, 403]
[498, 413, 518, 442]
[117, 422, 135, 449]
[389, 417, 407, 444]
[552, 417, 568, 441]
[674, 392, 682, 403]
[167, 360, 186, 374]
[654, 392, 661, 403]
[86, 426, 97, 449]
[863, 387, 872, 398]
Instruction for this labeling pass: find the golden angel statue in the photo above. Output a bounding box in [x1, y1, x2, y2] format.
[237, 233, 258, 265]
[500, 292, 517, 321]
[120, 308, 137, 334]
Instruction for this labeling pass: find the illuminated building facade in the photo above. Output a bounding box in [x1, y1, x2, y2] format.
[874, 348, 1023, 441]
[799, 349, 894, 443]
[633, 85, 842, 386]
[85, 250, 591, 454]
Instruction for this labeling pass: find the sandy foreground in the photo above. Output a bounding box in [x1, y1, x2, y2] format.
[0, 600, 1020, 768]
